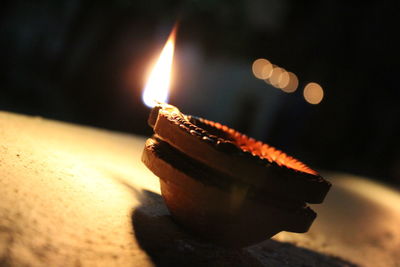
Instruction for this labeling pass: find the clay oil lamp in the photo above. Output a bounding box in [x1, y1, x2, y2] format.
[140, 28, 331, 248]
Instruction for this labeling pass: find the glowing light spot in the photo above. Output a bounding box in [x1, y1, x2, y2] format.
[261, 62, 274, 79]
[277, 70, 290, 89]
[303, 82, 324, 104]
[281, 72, 298, 93]
[268, 66, 284, 87]
[252, 58, 273, 79]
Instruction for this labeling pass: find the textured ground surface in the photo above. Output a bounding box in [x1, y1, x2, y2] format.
[1, 111, 399, 266]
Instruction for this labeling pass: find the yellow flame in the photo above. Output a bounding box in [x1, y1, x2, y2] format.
[142, 28, 176, 107]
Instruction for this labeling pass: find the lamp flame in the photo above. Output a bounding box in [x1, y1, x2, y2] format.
[142, 28, 176, 107]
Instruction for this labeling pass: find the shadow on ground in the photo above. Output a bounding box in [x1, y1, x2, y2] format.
[126, 186, 357, 267]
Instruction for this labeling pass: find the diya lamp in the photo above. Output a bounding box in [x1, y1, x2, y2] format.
[141, 27, 331, 247]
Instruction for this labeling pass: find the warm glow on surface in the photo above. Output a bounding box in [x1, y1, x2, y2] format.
[334, 175, 400, 213]
[142, 28, 176, 107]
[199, 118, 318, 175]
[252, 58, 273, 79]
[304, 82, 324, 104]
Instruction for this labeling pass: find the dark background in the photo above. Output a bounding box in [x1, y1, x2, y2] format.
[0, 0, 399, 183]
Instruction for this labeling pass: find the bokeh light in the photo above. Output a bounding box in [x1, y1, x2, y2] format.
[252, 58, 300, 94]
[252, 58, 273, 79]
[277, 70, 290, 89]
[261, 61, 274, 79]
[268, 66, 284, 87]
[281, 72, 298, 93]
[303, 82, 324, 104]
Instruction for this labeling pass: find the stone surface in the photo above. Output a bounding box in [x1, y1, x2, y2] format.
[1, 111, 399, 266]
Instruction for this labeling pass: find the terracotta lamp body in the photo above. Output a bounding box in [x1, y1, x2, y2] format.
[142, 104, 331, 247]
